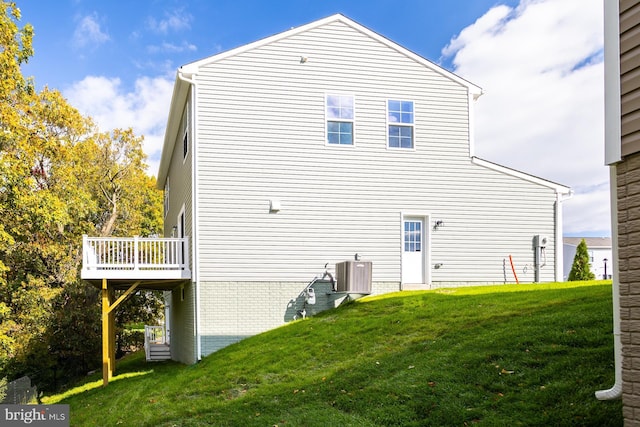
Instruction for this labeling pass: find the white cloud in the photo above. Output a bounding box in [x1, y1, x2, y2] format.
[147, 41, 197, 54]
[442, 0, 607, 236]
[146, 9, 192, 34]
[64, 75, 174, 176]
[563, 182, 611, 236]
[73, 13, 110, 49]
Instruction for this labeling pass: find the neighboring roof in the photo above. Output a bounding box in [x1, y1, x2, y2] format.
[563, 237, 612, 248]
[471, 157, 572, 194]
[156, 13, 483, 185]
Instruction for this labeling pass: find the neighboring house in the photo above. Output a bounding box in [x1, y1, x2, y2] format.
[562, 237, 613, 280]
[83, 14, 571, 374]
[600, 0, 640, 417]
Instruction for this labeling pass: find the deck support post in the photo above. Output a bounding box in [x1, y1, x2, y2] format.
[102, 278, 113, 386]
[101, 279, 141, 386]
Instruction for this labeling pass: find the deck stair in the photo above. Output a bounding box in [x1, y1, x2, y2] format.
[144, 325, 171, 361]
[148, 343, 171, 361]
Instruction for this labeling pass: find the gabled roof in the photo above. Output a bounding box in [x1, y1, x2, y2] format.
[563, 237, 612, 248]
[157, 14, 483, 185]
[180, 13, 482, 94]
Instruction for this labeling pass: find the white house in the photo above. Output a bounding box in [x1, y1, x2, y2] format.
[562, 237, 613, 280]
[83, 14, 571, 370]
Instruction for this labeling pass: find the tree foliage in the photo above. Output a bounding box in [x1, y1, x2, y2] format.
[0, 1, 164, 392]
[568, 239, 596, 281]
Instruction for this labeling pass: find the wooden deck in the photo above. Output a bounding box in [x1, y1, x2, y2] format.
[81, 235, 191, 287]
[81, 236, 190, 385]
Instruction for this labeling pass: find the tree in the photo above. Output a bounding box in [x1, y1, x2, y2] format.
[0, 1, 164, 392]
[568, 239, 596, 281]
[0, 0, 34, 372]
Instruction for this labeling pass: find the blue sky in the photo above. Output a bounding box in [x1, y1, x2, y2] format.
[18, 0, 605, 237]
[21, 0, 519, 91]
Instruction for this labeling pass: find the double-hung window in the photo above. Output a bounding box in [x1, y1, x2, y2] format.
[388, 100, 414, 149]
[326, 95, 354, 145]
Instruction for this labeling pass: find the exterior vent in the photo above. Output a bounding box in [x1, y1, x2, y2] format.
[336, 260, 372, 294]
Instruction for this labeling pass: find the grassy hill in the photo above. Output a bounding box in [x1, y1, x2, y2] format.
[46, 281, 622, 426]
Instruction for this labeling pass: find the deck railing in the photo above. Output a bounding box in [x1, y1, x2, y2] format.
[81, 235, 191, 280]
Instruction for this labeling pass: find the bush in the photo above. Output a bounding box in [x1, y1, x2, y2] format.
[568, 239, 596, 281]
[117, 330, 145, 359]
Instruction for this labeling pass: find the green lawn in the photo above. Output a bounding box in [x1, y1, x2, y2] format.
[46, 281, 622, 426]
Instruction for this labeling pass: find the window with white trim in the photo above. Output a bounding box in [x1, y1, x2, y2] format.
[181, 102, 189, 161]
[388, 100, 414, 149]
[326, 95, 354, 145]
[163, 177, 169, 219]
[182, 130, 188, 159]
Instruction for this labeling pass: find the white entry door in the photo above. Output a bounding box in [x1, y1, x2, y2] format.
[402, 218, 425, 285]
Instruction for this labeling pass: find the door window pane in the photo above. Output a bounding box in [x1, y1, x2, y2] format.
[404, 221, 422, 252]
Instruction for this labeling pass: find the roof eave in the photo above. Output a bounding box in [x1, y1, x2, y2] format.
[471, 156, 571, 194]
[156, 71, 191, 188]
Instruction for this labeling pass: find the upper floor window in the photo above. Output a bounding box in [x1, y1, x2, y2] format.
[181, 102, 189, 161]
[163, 177, 170, 219]
[388, 100, 414, 149]
[182, 130, 188, 159]
[326, 95, 354, 145]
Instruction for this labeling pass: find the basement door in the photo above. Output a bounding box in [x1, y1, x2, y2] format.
[402, 217, 425, 285]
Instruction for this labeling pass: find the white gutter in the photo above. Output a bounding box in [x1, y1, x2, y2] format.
[595, 165, 622, 400]
[177, 69, 202, 362]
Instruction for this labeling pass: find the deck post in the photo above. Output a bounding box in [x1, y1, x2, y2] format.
[109, 287, 116, 382]
[101, 278, 112, 386]
[101, 280, 141, 386]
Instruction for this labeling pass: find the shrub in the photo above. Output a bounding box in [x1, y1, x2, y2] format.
[568, 239, 596, 281]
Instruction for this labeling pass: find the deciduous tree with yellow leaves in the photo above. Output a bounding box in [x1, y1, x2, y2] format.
[0, 1, 164, 392]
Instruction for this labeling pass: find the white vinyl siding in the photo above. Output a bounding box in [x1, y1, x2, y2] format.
[163, 91, 195, 363]
[190, 20, 560, 286]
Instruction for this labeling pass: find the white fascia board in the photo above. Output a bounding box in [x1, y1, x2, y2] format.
[156, 73, 191, 188]
[471, 156, 571, 194]
[179, 14, 482, 96]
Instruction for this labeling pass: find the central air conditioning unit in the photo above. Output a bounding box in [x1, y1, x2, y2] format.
[336, 260, 372, 294]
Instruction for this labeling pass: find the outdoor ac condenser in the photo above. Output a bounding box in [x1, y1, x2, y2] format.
[336, 260, 372, 294]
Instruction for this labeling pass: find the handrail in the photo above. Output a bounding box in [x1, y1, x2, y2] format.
[82, 235, 190, 273]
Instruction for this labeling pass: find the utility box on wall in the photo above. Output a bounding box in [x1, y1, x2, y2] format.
[336, 260, 372, 294]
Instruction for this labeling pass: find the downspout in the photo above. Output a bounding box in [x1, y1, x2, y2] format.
[177, 69, 202, 362]
[595, 165, 622, 400]
[554, 189, 573, 282]
[596, 0, 622, 400]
